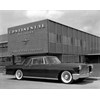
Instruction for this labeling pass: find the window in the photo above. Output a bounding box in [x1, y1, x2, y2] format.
[74, 38, 82, 47]
[62, 36, 66, 44]
[83, 41, 86, 48]
[74, 38, 78, 46]
[0, 44, 2, 48]
[12, 30, 14, 33]
[1, 57, 6, 62]
[45, 56, 61, 64]
[62, 36, 72, 45]
[15, 56, 21, 63]
[0, 58, 2, 62]
[42, 24, 45, 28]
[0, 57, 11, 62]
[34, 26, 37, 29]
[67, 37, 71, 45]
[71, 37, 74, 45]
[3, 43, 8, 48]
[18, 29, 21, 32]
[38, 25, 41, 28]
[6, 57, 12, 62]
[23, 58, 32, 66]
[49, 33, 56, 43]
[24, 28, 26, 31]
[21, 28, 23, 32]
[30, 26, 34, 30]
[57, 34, 62, 43]
[32, 58, 44, 65]
[26, 27, 30, 31]
[80, 40, 83, 47]
[15, 30, 18, 33]
[0, 43, 8, 48]
[77, 39, 81, 47]
[27, 59, 32, 65]
[8, 31, 11, 34]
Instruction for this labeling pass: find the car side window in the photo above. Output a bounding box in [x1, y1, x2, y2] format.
[32, 58, 44, 65]
[44, 57, 49, 64]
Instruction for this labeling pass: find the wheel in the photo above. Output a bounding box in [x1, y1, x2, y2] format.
[60, 71, 73, 84]
[15, 70, 23, 80]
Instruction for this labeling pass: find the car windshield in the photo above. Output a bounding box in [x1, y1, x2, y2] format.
[23, 58, 30, 65]
[46, 56, 61, 64]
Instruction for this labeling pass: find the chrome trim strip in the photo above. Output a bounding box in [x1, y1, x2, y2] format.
[23, 76, 58, 80]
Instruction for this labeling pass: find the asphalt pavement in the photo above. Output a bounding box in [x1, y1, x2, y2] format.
[0, 73, 100, 89]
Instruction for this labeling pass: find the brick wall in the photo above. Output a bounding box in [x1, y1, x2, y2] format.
[90, 64, 100, 77]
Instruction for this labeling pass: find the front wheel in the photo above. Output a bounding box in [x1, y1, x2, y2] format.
[15, 70, 23, 80]
[60, 71, 73, 84]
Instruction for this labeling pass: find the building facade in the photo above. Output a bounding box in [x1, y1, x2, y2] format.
[0, 19, 100, 65]
[0, 34, 12, 65]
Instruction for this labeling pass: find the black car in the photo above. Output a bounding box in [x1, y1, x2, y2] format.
[5, 56, 93, 84]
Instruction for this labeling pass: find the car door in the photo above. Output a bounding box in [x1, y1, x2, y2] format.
[29, 57, 60, 78]
[43, 57, 60, 78]
[22, 58, 33, 76]
[27, 57, 50, 77]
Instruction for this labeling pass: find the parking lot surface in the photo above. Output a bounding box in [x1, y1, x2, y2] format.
[0, 73, 100, 89]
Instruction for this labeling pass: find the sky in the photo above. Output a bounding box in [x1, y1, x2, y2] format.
[0, 10, 100, 36]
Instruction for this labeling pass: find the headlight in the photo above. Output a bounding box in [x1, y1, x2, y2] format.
[79, 65, 82, 70]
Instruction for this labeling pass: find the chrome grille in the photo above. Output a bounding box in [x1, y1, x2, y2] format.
[79, 65, 89, 74]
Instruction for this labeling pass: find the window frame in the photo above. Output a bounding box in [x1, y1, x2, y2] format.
[31, 57, 45, 65]
[23, 58, 32, 66]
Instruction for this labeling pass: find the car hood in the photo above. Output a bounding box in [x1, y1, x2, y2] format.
[58, 63, 87, 68]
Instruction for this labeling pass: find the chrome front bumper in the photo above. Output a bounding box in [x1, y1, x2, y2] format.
[72, 73, 90, 80]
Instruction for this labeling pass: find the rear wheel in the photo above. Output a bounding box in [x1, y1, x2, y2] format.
[15, 70, 23, 80]
[60, 71, 73, 84]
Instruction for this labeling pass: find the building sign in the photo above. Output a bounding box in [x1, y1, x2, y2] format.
[8, 24, 45, 34]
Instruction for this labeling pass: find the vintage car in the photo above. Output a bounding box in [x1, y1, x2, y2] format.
[5, 56, 93, 84]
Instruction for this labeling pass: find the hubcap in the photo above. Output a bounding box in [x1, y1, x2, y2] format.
[64, 75, 69, 80]
[17, 72, 21, 78]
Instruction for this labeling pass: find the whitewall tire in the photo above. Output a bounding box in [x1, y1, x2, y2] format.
[15, 70, 23, 80]
[61, 71, 73, 84]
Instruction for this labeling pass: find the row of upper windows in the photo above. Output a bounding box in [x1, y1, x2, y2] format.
[62, 36, 83, 47]
[8, 24, 45, 34]
[49, 33, 87, 48]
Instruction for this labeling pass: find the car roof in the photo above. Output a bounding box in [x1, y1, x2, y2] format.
[28, 56, 57, 59]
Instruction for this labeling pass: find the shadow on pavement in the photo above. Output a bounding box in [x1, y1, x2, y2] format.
[73, 77, 98, 85]
[9, 77, 62, 84]
[8, 77, 99, 85]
